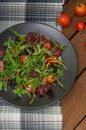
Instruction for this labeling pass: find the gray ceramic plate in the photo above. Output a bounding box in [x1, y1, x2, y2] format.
[0, 23, 77, 109]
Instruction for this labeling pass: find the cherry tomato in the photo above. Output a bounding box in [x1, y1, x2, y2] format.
[76, 21, 85, 31]
[43, 42, 51, 49]
[84, 42, 86, 48]
[46, 56, 57, 65]
[58, 13, 71, 27]
[48, 61, 56, 65]
[74, 3, 86, 16]
[19, 55, 27, 64]
[24, 84, 33, 93]
[46, 75, 57, 83]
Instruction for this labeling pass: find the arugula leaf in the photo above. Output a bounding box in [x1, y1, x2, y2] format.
[56, 65, 64, 78]
[27, 78, 41, 88]
[14, 86, 28, 97]
[47, 36, 66, 50]
[16, 73, 22, 84]
[0, 80, 7, 91]
[9, 28, 26, 41]
[0, 80, 3, 91]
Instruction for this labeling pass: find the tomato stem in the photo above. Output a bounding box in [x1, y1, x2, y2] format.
[77, 2, 81, 7]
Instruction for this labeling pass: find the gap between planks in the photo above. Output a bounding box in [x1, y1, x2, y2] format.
[73, 115, 86, 130]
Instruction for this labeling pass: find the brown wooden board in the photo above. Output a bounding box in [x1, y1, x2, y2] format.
[62, 71, 86, 130]
[62, 0, 86, 130]
[75, 117, 86, 130]
[71, 31, 86, 75]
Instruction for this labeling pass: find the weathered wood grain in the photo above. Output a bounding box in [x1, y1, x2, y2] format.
[62, 1, 86, 130]
[71, 31, 86, 75]
[62, 71, 86, 130]
[75, 116, 86, 130]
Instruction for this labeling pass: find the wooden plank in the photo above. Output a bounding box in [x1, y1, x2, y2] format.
[63, 0, 86, 74]
[71, 31, 86, 75]
[63, 0, 86, 39]
[62, 71, 86, 130]
[75, 117, 86, 130]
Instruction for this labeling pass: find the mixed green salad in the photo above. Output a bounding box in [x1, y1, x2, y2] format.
[0, 29, 66, 104]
